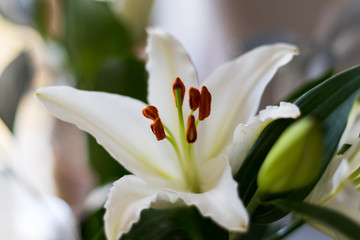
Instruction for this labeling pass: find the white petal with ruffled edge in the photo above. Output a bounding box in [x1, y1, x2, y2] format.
[104, 175, 177, 240]
[146, 29, 199, 142]
[36, 86, 183, 189]
[197, 44, 299, 161]
[104, 158, 248, 240]
[226, 102, 300, 174]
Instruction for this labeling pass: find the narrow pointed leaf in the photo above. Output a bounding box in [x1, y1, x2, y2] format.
[271, 199, 360, 240]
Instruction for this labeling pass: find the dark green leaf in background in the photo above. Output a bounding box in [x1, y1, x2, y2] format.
[122, 207, 228, 240]
[94, 57, 148, 102]
[62, 0, 132, 87]
[81, 208, 107, 240]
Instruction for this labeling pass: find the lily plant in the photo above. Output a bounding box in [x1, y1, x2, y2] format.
[36, 29, 300, 239]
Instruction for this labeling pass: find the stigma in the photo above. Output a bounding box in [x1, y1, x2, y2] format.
[143, 77, 212, 144]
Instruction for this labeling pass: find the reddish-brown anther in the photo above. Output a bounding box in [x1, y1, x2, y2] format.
[142, 105, 159, 121]
[172, 77, 186, 107]
[189, 87, 200, 111]
[150, 118, 166, 141]
[199, 86, 212, 121]
[186, 115, 197, 143]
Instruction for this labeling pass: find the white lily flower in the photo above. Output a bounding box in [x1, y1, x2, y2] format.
[36, 29, 299, 240]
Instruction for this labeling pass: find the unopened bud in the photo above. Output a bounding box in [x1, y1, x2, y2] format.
[257, 116, 323, 193]
[186, 115, 197, 143]
[142, 105, 159, 121]
[150, 118, 166, 141]
[199, 86, 211, 120]
[173, 77, 185, 108]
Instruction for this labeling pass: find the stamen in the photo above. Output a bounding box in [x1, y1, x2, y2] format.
[186, 115, 197, 143]
[199, 86, 212, 121]
[150, 118, 166, 141]
[189, 87, 200, 111]
[173, 77, 186, 107]
[142, 105, 159, 121]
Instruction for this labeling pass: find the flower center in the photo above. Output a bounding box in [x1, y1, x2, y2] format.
[142, 77, 212, 193]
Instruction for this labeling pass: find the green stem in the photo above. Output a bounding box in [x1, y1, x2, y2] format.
[187, 143, 201, 193]
[175, 89, 186, 144]
[164, 123, 192, 189]
[166, 136, 185, 172]
[229, 232, 242, 240]
[264, 218, 305, 240]
[246, 190, 265, 216]
[195, 118, 200, 127]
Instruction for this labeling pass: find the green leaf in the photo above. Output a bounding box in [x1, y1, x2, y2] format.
[122, 207, 228, 240]
[88, 135, 130, 185]
[62, 0, 132, 87]
[33, 0, 48, 37]
[81, 208, 107, 240]
[94, 57, 148, 102]
[271, 199, 360, 239]
[235, 65, 360, 223]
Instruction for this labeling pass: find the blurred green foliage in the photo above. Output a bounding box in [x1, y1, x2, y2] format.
[62, 0, 132, 87]
[33, 0, 148, 185]
[81, 206, 228, 240]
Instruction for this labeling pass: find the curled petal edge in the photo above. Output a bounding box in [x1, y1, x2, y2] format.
[226, 102, 300, 174]
[105, 161, 249, 240]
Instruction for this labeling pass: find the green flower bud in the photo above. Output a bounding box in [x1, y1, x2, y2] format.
[257, 116, 323, 193]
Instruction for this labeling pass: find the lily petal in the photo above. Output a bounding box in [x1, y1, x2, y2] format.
[197, 44, 298, 160]
[308, 182, 360, 240]
[308, 140, 360, 204]
[176, 156, 249, 232]
[104, 175, 177, 240]
[338, 99, 360, 147]
[226, 102, 300, 174]
[307, 157, 360, 239]
[146, 29, 199, 141]
[36, 86, 183, 188]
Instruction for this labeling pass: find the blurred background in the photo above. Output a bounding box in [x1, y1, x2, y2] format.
[0, 0, 359, 239]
